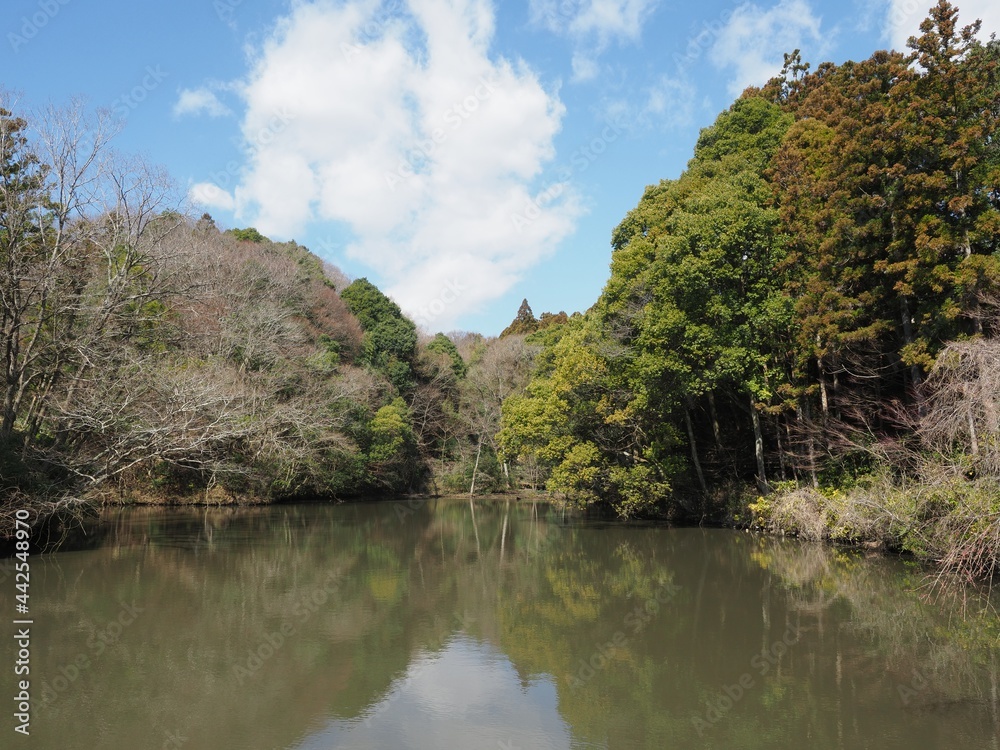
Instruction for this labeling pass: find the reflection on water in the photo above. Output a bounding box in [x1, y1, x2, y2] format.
[304, 636, 572, 750]
[1, 498, 999, 749]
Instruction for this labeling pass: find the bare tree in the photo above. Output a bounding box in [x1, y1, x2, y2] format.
[920, 337, 1000, 477]
[1, 96, 181, 442]
[460, 334, 537, 487]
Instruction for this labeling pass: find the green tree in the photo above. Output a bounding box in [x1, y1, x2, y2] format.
[425, 332, 466, 379]
[600, 96, 794, 492]
[227, 227, 267, 243]
[500, 298, 538, 337]
[0, 106, 52, 438]
[340, 278, 418, 392]
[366, 397, 420, 491]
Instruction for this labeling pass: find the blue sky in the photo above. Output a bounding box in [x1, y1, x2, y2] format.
[5, 0, 999, 335]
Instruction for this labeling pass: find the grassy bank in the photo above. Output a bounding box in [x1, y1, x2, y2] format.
[728, 471, 1000, 585]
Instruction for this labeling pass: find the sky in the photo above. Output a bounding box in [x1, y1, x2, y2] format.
[5, 0, 1000, 335]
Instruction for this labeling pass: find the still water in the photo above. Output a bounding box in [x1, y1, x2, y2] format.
[3, 498, 999, 749]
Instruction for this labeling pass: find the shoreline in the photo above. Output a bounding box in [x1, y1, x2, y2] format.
[4, 479, 998, 588]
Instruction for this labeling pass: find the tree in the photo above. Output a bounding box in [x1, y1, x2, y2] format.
[594, 96, 794, 495]
[227, 227, 267, 243]
[340, 278, 418, 392]
[365, 397, 420, 491]
[0, 105, 52, 438]
[424, 332, 466, 379]
[500, 299, 538, 337]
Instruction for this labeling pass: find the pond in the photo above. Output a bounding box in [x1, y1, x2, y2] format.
[3, 498, 999, 749]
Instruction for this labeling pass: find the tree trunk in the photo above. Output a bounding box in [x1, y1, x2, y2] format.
[900, 297, 923, 389]
[776, 419, 788, 481]
[785, 417, 799, 482]
[2, 333, 21, 439]
[800, 401, 819, 489]
[469, 439, 482, 496]
[684, 403, 709, 495]
[816, 335, 829, 418]
[750, 394, 768, 491]
[707, 391, 722, 449]
[968, 408, 980, 456]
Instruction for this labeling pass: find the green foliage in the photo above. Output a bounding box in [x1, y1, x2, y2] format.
[500, 298, 537, 337]
[425, 333, 466, 379]
[502, 2, 1000, 524]
[227, 227, 268, 243]
[548, 441, 604, 506]
[499, 319, 681, 517]
[365, 397, 421, 492]
[340, 278, 418, 391]
[500, 299, 572, 339]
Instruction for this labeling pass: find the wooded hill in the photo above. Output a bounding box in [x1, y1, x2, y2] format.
[5, 3, 1000, 580]
[498, 2, 1000, 578]
[0, 99, 534, 529]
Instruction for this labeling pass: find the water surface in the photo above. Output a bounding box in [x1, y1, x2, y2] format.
[2, 498, 999, 749]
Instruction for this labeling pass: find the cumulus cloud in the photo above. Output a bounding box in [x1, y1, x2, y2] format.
[190, 0, 579, 330]
[530, 0, 660, 81]
[710, 0, 827, 96]
[190, 181, 236, 211]
[883, 0, 1000, 51]
[173, 87, 231, 118]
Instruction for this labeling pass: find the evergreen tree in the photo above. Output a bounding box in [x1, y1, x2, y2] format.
[500, 299, 538, 337]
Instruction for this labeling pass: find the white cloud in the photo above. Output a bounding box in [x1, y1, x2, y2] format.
[190, 182, 236, 211]
[530, 0, 660, 81]
[320, 638, 573, 749]
[883, 0, 1000, 51]
[644, 75, 696, 129]
[196, 0, 579, 330]
[710, 0, 827, 96]
[602, 73, 696, 132]
[173, 87, 231, 118]
[571, 52, 601, 82]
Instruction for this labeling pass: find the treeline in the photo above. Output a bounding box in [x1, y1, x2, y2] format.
[0, 97, 534, 530]
[498, 2, 1000, 576]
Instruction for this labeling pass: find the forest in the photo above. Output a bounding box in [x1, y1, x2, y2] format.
[2, 2, 999, 579]
[498, 2, 1000, 580]
[0, 99, 534, 527]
